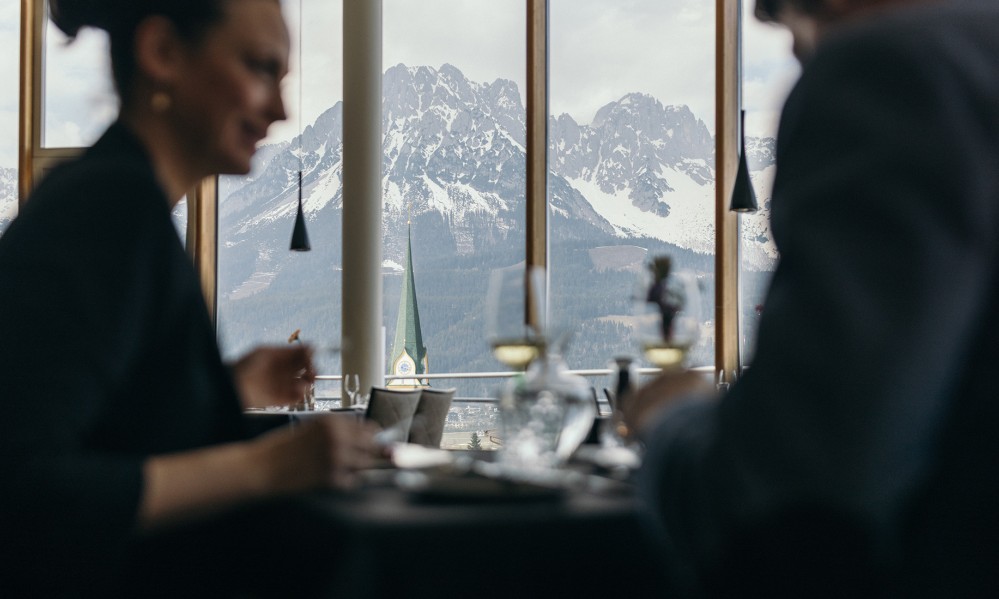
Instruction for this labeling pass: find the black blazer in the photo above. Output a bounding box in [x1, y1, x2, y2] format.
[640, 1, 999, 596]
[0, 123, 245, 594]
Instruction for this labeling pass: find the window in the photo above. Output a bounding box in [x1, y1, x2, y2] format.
[31, 4, 188, 243]
[16, 0, 769, 407]
[0, 0, 19, 235]
[382, 0, 526, 404]
[549, 0, 716, 371]
[216, 0, 344, 372]
[172, 198, 188, 247]
[739, 0, 798, 364]
[41, 16, 115, 148]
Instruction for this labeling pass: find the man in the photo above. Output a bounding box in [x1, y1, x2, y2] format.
[628, 0, 999, 596]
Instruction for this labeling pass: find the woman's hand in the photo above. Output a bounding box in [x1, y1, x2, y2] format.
[140, 415, 381, 531]
[255, 415, 381, 491]
[232, 345, 314, 409]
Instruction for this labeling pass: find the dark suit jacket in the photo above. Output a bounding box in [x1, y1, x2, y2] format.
[640, 1, 999, 596]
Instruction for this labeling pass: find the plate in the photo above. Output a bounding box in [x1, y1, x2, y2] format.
[395, 470, 564, 503]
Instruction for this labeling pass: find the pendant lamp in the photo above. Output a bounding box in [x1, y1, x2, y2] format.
[289, 0, 311, 251]
[729, 2, 758, 215]
[290, 170, 311, 250]
[729, 110, 758, 213]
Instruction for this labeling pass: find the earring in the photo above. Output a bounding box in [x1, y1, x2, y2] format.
[151, 91, 172, 113]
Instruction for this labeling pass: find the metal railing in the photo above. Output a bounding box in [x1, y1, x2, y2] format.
[314, 365, 714, 403]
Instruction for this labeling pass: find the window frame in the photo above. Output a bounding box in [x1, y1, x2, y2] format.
[18, 0, 746, 382]
[18, 0, 219, 318]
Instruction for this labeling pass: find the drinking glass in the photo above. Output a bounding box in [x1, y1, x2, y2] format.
[634, 264, 704, 371]
[485, 265, 546, 370]
[309, 346, 341, 410]
[343, 373, 360, 407]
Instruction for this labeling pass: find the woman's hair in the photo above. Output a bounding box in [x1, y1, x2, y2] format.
[48, 0, 227, 99]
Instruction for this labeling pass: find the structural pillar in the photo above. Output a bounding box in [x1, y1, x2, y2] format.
[342, 0, 384, 403]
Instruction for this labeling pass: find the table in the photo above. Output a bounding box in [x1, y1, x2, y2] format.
[306, 476, 670, 597]
[242, 407, 365, 436]
[124, 454, 670, 598]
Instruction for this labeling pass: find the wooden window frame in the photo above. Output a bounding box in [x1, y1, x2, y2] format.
[18, 0, 744, 378]
[525, 0, 742, 381]
[18, 0, 218, 318]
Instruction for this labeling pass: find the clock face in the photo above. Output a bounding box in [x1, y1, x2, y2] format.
[395, 353, 416, 376]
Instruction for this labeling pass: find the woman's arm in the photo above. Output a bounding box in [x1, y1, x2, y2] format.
[139, 416, 375, 531]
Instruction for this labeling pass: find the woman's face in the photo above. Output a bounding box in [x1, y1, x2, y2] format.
[170, 0, 289, 175]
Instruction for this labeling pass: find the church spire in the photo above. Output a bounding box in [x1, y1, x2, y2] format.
[389, 223, 428, 387]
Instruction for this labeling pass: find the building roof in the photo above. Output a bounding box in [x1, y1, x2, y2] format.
[391, 224, 427, 374]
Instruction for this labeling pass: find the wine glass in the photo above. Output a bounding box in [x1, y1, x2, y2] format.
[288, 330, 340, 410]
[634, 260, 704, 371]
[309, 346, 341, 410]
[343, 373, 360, 407]
[485, 265, 546, 370]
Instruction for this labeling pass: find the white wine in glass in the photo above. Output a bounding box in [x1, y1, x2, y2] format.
[635, 262, 703, 371]
[641, 342, 690, 370]
[485, 266, 546, 370]
[491, 338, 545, 370]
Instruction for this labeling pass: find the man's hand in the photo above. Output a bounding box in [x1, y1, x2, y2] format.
[622, 369, 715, 436]
[232, 345, 315, 409]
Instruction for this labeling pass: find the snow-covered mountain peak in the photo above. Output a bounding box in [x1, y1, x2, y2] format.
[217, 63, 778, 304]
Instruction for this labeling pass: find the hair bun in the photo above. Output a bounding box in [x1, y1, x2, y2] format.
[48, 0, 118, 38]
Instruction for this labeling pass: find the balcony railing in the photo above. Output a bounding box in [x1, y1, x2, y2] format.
[314, 366, 712, 402]
[311, 366, 713, 450]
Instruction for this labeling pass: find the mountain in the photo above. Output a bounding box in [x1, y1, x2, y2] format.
[741, 136, 779, 269]
[215, 64, 778, 376]
[0, 167, 17, 232]
[550, 95, 715, 252]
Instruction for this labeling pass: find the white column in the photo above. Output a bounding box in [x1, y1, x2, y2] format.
[342, 0, 384, 404]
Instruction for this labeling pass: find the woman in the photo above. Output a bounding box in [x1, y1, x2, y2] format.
[0, 0, 375, 593]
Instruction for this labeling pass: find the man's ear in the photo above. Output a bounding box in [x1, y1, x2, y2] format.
[132, 15, 186, 87]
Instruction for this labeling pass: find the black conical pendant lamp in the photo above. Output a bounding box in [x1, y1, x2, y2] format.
[729, 2, 758, 215]
[730, 110, 758, 213]
[290, 170, 311, 251]
[289, 0, 311, 251]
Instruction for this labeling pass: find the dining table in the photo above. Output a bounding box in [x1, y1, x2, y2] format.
[304, 449, 670, 597]
[127, 438, 671, 598]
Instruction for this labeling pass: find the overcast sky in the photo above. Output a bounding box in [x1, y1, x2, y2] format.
[0, 0, 798, 169]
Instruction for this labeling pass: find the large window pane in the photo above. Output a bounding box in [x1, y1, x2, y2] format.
[382, 0, 524, 443]
[217, 0, 343, 374]
[550, 0, 716, 371]
[0, 1, 18, 235]
[739, 0, 798, 365]
[41, 7, 116, 148]
[171, 197, 187, 248]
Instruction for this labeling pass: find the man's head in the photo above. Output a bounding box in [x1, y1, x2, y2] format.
[755, 0, 935, 60]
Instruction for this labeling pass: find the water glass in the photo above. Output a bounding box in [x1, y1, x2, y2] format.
[497, 353, 595, 472]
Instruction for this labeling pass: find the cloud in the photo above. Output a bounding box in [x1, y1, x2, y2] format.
[3, 0, 799, 158]
[41, 24, 117, 147]
[382, 0, 525, 91]
[0, 1, 23, 168]
[550, 0, 714, 128]
[743, 1, 799, 137]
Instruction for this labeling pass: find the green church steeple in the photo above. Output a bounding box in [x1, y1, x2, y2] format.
[389, 224, 428, 387]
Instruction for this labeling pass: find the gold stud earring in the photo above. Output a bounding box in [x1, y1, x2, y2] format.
[151, 91, 172, 113]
